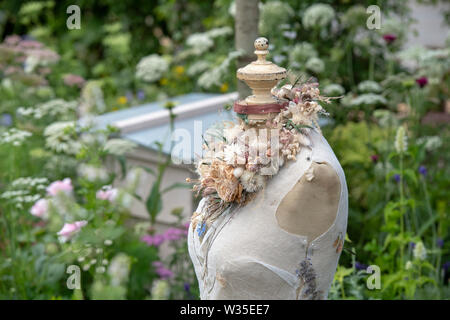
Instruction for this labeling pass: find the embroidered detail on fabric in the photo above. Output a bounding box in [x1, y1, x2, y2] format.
[295, 258, 323, 300]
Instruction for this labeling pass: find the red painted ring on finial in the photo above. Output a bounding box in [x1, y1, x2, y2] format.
[233, 101, 288, 114]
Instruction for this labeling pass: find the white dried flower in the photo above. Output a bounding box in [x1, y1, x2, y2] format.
[136, 54, 168, 83]
[223, 143, 244, 165]
[240, 171, 265, 192]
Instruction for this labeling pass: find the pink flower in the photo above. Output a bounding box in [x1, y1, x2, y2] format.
[382, 34, 397, 45]
[47, 178, 73, 196]
[141, 234, 165, 247]
[96, 186, 118, 202]
[63, 74, 85, 88]
[30, 198, 49, 219]
[57, 220, 87, 242]
[163, 227, 184, 241]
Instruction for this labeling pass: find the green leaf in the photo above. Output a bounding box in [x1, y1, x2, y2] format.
[146, 184, 163, 223]
[161, 182, 191, 194]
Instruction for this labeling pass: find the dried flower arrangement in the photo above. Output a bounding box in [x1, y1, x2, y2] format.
[188, 77, 336, 237]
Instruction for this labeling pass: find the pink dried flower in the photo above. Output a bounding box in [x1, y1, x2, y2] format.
[46, 178, 73, 196]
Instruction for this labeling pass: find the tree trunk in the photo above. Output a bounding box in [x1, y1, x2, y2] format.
[235, 0, 259, 100]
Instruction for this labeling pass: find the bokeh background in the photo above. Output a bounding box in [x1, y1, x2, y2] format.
[0, 0, 449, 300]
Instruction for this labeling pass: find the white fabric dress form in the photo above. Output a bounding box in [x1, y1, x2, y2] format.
[188, 129, 348, 300]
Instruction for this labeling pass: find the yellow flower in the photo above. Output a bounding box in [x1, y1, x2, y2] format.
[160, 77, 168, 85]
[174, 65, 185, 76]
[220, 83, 229, 93]
[117, 96, 127, 104]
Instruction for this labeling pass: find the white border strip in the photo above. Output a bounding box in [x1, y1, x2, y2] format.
[113, 92, 238, 134]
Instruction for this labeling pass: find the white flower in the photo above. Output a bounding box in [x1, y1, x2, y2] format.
[240, 171, 265, 192]
[206, 27, 233, 38]
[108, 253, 131, 286]
[18, 99, 77, 120]
[78, 164, 109, 182]
[44, 121, 81, 155]
[289, 42, 317, 64]
[259, 1, 294, 36]
[187, 61, 210, 77]
[350, 93, 387, 107]
[186, 33, 214, 55]
[103, 138, 137, 156]
[357, 80, 382, 93]
[405, 261, 413, 270]
[0, 128, 32, 147]
[136, 54, 168, 83]
[303, 4, 335, 30]
[305, 57, 325, 74]
[394, 126, 408, 153]
[413, 241, 427, 261]
[151, 280, 170, 300]
[323, 84, 345, 96]
[417, 136, 442, 152]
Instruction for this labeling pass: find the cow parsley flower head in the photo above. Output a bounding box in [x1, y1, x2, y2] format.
[303, 4, 335, 30]
[323, 84, 345, 96]
[305, 57, 325, 74]
[289, 42, 317, 65]
[136, 54, 168, 83]
[44, 121, 81, 155]
[350, 93, 387, 107]
[357, 80, 382, 93]
[259, 1, 294, 36]
[395, 126, 408, 153]
[0, 128, 32, 147]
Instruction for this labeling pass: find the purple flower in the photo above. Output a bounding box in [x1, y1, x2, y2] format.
[184, 282, 191, 292]
[163, 227, 185, 241]
[415, 76, 428, 88]
[443, 261, 450, 272]
[152, 261, 174, 279]
[394, 174, 401, 183]
[371, 154, 379, 163]
[418, 166, 427, 176]
[126, 91, 133, 102]
[0, 113, 13, 127]
[409, 242, 416, 249]
[436, 238, 444, 248]
[141, 234, 165, 247]
[382, 34, 397, 45]
[355, 261, 368, 271]
[137, 90, 145, 100]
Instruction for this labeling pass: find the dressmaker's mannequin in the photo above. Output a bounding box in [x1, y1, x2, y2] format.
[188, 38, 348, 300]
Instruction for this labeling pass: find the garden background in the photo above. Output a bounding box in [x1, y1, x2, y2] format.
[0, 0, 449, 300]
